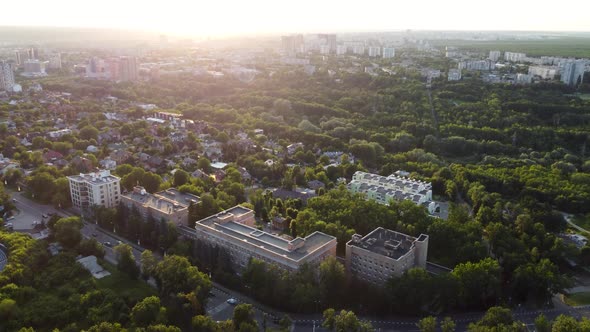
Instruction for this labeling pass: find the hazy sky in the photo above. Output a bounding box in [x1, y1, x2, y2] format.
[3, 0, 590, 36]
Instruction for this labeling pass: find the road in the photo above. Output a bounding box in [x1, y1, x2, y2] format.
[8, 191, 590, 331]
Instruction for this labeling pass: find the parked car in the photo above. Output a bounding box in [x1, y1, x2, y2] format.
[103, 241, 112, 247]
[227, 298, 238, 305]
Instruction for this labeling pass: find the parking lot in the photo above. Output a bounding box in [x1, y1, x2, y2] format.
[7, 192, 59, 231]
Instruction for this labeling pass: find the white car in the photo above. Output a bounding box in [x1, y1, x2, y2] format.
[227, 298, 238, 305]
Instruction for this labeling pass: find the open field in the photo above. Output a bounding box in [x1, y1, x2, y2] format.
[430, 38, 590, 58]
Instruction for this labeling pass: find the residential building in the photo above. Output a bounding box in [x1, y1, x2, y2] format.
[119, 56, 139, 81]
[458, 59, 494, 71]
[184, 205, 337, 271]
[528, 66, 558, 80]
[515, 73, 533, 84]
[0, 61, 16, 92]
[14, 51, 25, 66]
[67, 170, 121, 209]
[352, 44, 365, 55]
[336, 45, 347, 55]
[317, 34, 337, 53]
[345, 227, 429, 285]
[504, 52, 526, 63]
[23, 59, 46, 75]
[348, 171, 436, 213]
[488, 50, 501, 62]
[281, 34, 304, 55]
[368, 47, 381, 57]
[27, 47, 39, 60]
[448, 68, 462, 81]
[121, 186, 200, 225]
[560, 60, 587, 86]
[382, 47, 395, 59]
[47, 128, 72, 139]
[287, 142, 304, 154]
[48, 53, 62, 70]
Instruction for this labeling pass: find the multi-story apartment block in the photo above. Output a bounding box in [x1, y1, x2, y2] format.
[345, 227, 428, 285]
[458, 59, 494, 71]
[528, 66, 558, 80]
[504, 52, 526, 63]
[488, 50, 501, 62]
[448, 68, 462, 81]
[0, 61, 16, 92]
[561, 60, 587, 86]
[121, 186, 200, 225]
[23, 59, 46, 75]
[184, 205, 337, 271]
[348, 171, 435, 212]
[382, 47, 395, 59]
[368, 47, 381, 57]
[67, 170, 121, 209]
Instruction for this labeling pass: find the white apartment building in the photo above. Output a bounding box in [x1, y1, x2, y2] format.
[348, 171, 435, 213]
[448, 68, 462, 81]
[0, 61, 16, 92]
[184, 205, 337, 271]
[336, 45, 347, 55]
[504, 52, 526, 63]
[345, 227, 429, 285]
[382, 47, 395, 59]
[67, 170, 121, 209]
[458, 59, 494, 71]
[489, 50, 501, 62]
[561, 60, 587, 86]
[352, 45, 365, 55]
[528, 66, 558, 80]
[121, 186, 200, 225]
[368, 47, 381, 57]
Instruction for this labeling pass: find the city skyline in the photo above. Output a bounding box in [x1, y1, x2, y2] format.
[1, 0, 590, 37]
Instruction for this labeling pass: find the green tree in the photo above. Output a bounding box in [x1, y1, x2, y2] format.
[54, 216, 83, 249]
[232, 304, 257, 331]
[191, 315, 220, 332]
[198, 157, 211, 173]
[141, 250, 157, 280]
[441, 317, 456, 332]
[551, 315, 580, 332]
[173, 170, 190, 187]
[534, 314, 551, 332]
[79, 125, 99, 140]
[319, 256, 346, 307]
[114, 243, 140, 279]
[418, 316, 436, 332]
[131, 296, 167, 327]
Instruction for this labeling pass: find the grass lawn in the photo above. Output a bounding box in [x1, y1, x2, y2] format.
[564, 292, 590, 306]
[571, 214, 590, 232]
[96, 260, 156, 303]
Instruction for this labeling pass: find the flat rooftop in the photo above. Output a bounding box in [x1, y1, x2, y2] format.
[123, 188, 199, 213]
[68, 170, 120, 185]
[349, 227, 425, 260]
[197, 207, 335, 262]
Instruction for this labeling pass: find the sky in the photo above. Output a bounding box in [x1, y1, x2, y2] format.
[2, 0, 590, 37]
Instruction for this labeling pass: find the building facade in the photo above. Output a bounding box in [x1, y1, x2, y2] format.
[448, 68, 462, 81]
[121, 186, 200, 225]
[504, 52, 526, 63]
[489, 50, 501, 62]
[560, 60, 587, 86]
[183, 205, 337, 271]
[0, 61, 16, 92]
[67, 170, 121, 209]
[345, 227, 429, 285]
[348, 171, 434, 212]
[382, 47, 395, 59]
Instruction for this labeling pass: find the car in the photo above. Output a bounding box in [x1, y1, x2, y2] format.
[6, 216, 15, 221]
[12, 198, 17, 203]
[92, 233, 98, 237]
[42, 213, 49, 218]
[227, 298, 238, 305]
[103, 241, 112, 247]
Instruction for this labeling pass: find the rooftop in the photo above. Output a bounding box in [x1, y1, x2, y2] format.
[123, 187, 199, 213]
[348, 227, 428, 260]
[67, 170, 120, 185]
[197, 206, 335, 262]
